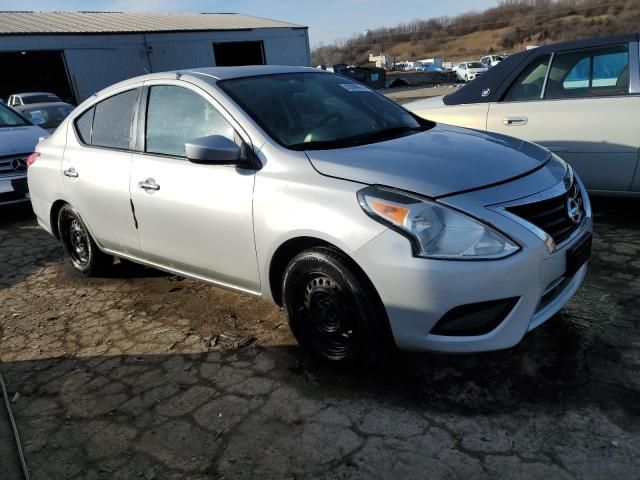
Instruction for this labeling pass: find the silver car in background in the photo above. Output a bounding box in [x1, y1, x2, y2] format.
[0, 102, 48, 206]
[28, 66, 592, 364]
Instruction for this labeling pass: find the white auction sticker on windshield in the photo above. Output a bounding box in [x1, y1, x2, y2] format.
[340, 83, 370, 92]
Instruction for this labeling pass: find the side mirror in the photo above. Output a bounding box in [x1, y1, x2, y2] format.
[185, 135, 242, 164]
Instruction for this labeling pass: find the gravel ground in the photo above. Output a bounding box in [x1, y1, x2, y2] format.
[1, 198, 639, 479]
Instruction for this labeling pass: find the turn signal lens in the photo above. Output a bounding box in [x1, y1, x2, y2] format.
[369, 200, 409, 226]
[26, 152, 40, 168]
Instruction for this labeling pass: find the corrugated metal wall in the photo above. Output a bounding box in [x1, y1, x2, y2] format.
[0, 28, 310, 101]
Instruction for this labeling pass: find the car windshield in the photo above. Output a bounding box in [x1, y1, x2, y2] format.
[0, 103, 30, 127]
[22, 94, 61, 104]
[468, 62, 484, 69]
[219, 72, 429, 150]
[20, 104, 74, 129]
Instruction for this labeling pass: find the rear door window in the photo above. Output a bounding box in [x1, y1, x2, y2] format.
[90, 89, 139, 150]
[74, 107, 94, 144]
[545, 44, 629, 99]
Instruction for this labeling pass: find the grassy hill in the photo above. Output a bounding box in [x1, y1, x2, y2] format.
[312, 0, 640, 67]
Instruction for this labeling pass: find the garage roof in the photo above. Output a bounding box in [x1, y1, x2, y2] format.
[0, 11, 305, 35]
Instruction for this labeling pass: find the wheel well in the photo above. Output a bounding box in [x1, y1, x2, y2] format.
[268, 236, 385, 312]
[269, 237, 333, 306]
[49, 200, 68, 239]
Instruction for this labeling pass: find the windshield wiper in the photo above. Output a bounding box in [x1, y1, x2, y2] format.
[288, 126, 426, 151]
[351, 126, 425, 146]
[288, 139, 356, 151]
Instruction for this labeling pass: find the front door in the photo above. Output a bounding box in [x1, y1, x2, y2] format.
[61, 87, 140, 255]
[130, 83, 260, 292]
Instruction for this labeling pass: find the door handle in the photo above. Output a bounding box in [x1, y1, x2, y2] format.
[503, 116, 528, 126]
[138, 178, 160, 191]
[63, 167, 79, 178]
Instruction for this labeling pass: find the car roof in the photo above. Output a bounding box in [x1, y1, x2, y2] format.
[15, 92, 60, 98]
[93, 65, 327, 100]
[14, 101, 74, 110]
[444, 32, 639, 106]
[182, 65, 322, 80]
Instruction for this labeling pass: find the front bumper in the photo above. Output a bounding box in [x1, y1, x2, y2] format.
[0, 175, 30, 206]
[351, 176, 592, 353]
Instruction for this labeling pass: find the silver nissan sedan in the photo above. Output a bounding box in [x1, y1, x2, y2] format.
[27, 66, 593, 364]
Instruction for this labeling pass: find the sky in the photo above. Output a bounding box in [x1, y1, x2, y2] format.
[0, 0, 502, 46]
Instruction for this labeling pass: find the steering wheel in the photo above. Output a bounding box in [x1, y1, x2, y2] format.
[314, 112, 343, 129]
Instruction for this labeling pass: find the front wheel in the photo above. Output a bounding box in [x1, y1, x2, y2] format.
[58, 204, 113, 276]
[282, 247, 391, 365]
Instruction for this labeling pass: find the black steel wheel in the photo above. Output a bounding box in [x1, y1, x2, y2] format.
[58, 204, 112, 275]
[282, 247, 391, 364]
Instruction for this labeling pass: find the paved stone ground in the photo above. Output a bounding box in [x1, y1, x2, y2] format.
[1, 199, 639, 479]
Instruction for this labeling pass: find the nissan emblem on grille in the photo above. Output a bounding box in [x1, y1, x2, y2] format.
[567, 197, 582, 224]
[11, 158, 27, 173]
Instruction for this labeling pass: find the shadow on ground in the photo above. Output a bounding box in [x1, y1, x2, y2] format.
[1, 334, 639, 480]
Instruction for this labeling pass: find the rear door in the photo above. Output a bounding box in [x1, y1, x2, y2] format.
[487, 43, 640, 192]
[61, 87, 141, 255]
[129, 81, 259, 292]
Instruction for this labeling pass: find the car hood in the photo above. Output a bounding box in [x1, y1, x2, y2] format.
[305, 124, 550, 198]
[0, 125, 49, 156]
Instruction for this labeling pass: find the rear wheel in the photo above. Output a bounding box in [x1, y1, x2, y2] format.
[282, 247, 391, 365]
[58, 204, 112, 275]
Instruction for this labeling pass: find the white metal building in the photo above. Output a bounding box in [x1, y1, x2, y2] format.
[0, 11, 310, 103]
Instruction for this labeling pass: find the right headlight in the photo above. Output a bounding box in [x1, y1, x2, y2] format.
[358, 185, 520, 260]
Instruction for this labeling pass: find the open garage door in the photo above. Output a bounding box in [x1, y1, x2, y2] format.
[213, 41, 265, 66]
[0, 50, 76, 105]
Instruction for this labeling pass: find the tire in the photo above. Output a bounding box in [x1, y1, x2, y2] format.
[282, 247, 392, 365]
[58, 204, 112, 276]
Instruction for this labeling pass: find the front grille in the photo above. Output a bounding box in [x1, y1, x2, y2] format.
[506, 180, 584, 246]
[0, 154, 29, 177]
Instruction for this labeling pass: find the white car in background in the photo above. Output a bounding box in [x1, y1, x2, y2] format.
[453, 62, 488, 82]
[7, 92, 63, 107]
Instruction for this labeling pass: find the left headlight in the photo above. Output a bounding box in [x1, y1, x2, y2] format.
[358, 185, 520, 260]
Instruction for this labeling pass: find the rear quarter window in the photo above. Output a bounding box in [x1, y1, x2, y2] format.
[74, 107, 94, 144]
[91, 89, 138, 149]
